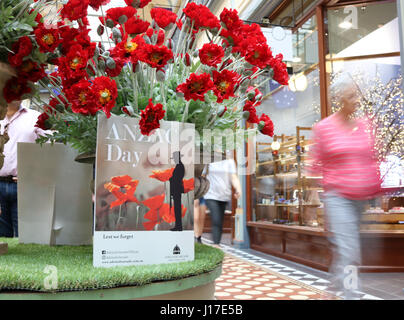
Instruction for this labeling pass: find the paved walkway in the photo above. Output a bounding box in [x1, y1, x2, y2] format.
[203, 237, 383, 300]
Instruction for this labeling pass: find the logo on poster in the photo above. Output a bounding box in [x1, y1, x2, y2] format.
[173, 245, 181, 255]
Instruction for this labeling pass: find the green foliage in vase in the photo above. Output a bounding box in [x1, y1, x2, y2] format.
[0, 0, 38, 63]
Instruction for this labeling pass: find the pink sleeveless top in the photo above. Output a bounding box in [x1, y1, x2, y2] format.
[308, 114, 382, 200]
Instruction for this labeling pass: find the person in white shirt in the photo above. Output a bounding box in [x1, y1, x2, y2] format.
[204, 158, 241, 245]
[0, 100, 44, 237]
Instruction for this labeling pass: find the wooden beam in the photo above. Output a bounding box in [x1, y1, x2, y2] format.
[269, 0, 293, 22]
[326, 0, 340, 6]
[316, 5, 330, 118]
[292, 0, 326, 32]
[328, 51, 401, 62]
[327, 0, 396, 8]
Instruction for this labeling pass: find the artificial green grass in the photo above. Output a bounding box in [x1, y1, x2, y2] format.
[0, 238, 224, 292]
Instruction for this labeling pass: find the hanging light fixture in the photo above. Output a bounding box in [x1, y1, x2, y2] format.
[271, 137, 281, 151]
[294, 73, 308, 91]
[288, 75, 297, 92]
[288, 73, 307, 92]
[338, 20, 352, 29]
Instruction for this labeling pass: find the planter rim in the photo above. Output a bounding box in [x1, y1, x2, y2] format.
[0, 265, 222, 300]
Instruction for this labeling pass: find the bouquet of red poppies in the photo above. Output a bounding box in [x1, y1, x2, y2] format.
[4, 0, 287, 155]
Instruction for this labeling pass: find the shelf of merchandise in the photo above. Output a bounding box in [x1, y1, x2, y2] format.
[256, 203, 321, 207]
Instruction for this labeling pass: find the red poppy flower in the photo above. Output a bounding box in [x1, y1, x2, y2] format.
[199, 43, 224, 68]
[149, 168, 174, 182]
[112, 34, 144, 63]
[183, 2, 220, 31]
[212, 69, 241, 103]
[104, 175, 139, 208]
[61, 0, 89, 22]
[269, 54, 289, 85]
[3, 78, 31, 103]
[220, 8, 243, 31]
[34, 24, 60, 53]
[259, 114, 274, 137]
[16, 60, 46, 83]
[65, 80, 99, 116]
[125, 0, 151, 8]
[35, 112, 51, 130]
[73, 27, 96, 58]
[7, 36, 32, 67]
[150, 8, 177, 29]
[57, 22, 80, 53]
[243, 101, 259, 124]
[245, 43, 273, 69]
[162, 205, 187, 224]
[142, 194, 186, 230]
[56, 44, 90, 86]
[99, 6, 137, 26]
[92, 76, 118, 118]
[89, 0, 110, 11]
[227, 23, 268, 59]
[124, 16, 150, 35]
[65, 44, 89, 71]
[176, 73, 214, 102]
[142, 194, 169, 230]
[139, 98, 165, 136]
[183, 178, 194, 193]
[138, 44, 173, 70]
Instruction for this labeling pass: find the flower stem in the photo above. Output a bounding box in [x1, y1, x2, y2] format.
[130, 66, 138, 113]
[182, 100, 191, 122]
[100, 6, 113, 49]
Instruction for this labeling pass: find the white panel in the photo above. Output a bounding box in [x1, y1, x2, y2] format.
[262, 27, 293, 61]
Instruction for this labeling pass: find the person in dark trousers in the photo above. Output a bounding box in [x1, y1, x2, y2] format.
[169, 151, 185, 231]
[0, 100, 45, 237]
[204, 158, 241, 246]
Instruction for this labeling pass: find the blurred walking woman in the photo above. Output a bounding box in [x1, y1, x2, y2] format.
[308, 76, 382, 299]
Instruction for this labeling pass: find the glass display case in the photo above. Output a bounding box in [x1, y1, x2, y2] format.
[254, 126, 324, 228]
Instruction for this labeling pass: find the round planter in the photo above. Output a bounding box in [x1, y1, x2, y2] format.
[0, 239, 224, 300]
[0, 266, 221, 300]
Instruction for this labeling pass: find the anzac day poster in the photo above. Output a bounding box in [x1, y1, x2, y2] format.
[93, 114, 195, 267]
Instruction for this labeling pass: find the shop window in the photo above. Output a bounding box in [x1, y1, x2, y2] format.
[251, 16, 322, 227]
[327, 1, 399, 58]
[326, 2, 403, 166]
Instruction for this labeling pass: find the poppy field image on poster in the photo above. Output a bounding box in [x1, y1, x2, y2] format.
[93, 114, 195, 267]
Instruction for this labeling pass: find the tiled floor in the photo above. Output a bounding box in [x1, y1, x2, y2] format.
[203, 233, 404, 300]
[215, 254, 338, 300]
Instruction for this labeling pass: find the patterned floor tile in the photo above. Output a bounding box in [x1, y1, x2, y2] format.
[202, 238, 383, 300]
[215, 254, 337, 300]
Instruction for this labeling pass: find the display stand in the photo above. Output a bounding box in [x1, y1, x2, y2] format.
[17, 143, 93, 245]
